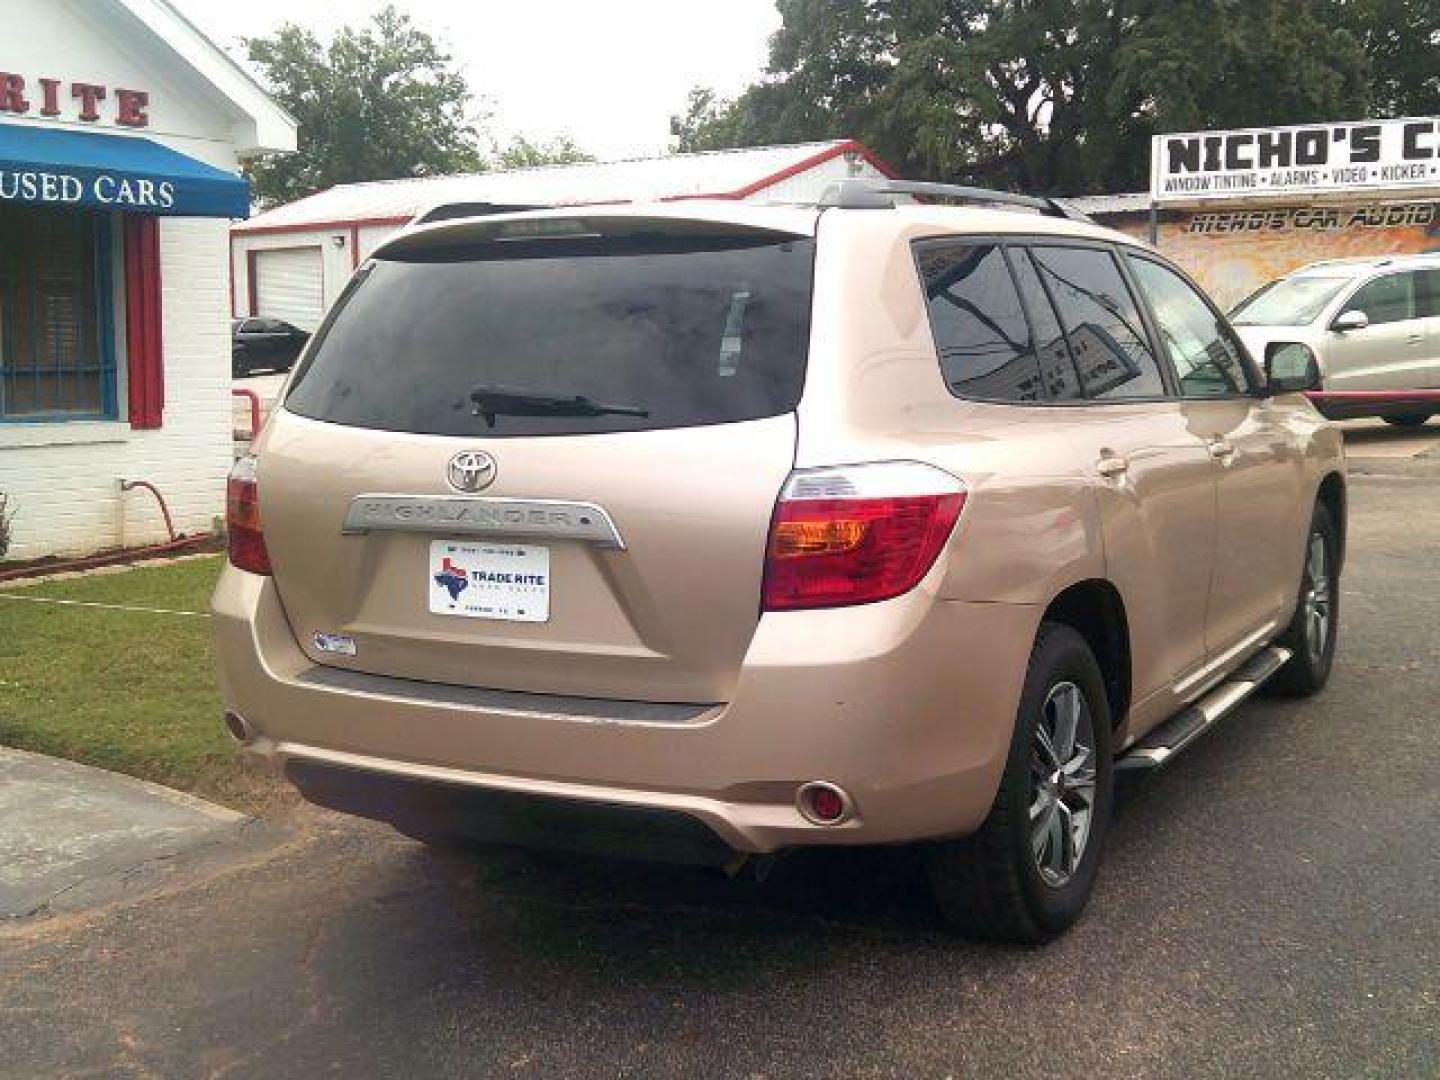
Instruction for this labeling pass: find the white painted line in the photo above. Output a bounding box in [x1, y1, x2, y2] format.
[0, 593, 209, 618]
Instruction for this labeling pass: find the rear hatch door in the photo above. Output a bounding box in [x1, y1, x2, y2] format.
[260, 213, 815, 703]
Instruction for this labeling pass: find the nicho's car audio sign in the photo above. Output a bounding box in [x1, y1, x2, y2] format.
[1151, 117, 1440, 203]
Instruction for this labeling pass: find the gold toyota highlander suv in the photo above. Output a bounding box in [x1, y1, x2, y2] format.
[213, 180, 1346, 943]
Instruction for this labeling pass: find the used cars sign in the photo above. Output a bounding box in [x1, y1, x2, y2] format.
[0, 124, 249, 218]
[1151, 117, 1440, 203]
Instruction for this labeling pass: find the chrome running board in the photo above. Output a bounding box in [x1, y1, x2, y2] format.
[1117, 645, 1291, 772]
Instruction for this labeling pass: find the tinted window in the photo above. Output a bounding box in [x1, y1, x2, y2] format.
[1029, 246, 1166, 400]
[1009, 248, 1084, 401]
[1345, 272, 1417, 325]
[914, 242, 1042, 401]
[1128, 256, 1251, 397]
[286, 234, 814, 437]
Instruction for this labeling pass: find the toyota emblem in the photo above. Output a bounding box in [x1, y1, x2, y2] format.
[446, 450, 497, 493]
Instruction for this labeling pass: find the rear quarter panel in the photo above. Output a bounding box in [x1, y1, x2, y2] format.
[795, 210, 1105, 605]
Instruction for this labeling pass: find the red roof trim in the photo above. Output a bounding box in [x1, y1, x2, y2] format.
[734, 138, 899, 197]
[233, 215, 412, 237]
[661, 140, 901, 203]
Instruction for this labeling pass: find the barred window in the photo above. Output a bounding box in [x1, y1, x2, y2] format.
[0, 205, 115, 420]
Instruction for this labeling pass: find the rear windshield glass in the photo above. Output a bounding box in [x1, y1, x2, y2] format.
[1230, 274, 1351, 326]
[285, 233, 814, 437]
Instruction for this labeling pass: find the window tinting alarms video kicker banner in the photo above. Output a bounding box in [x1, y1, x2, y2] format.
[1151, 117, 1440, 203]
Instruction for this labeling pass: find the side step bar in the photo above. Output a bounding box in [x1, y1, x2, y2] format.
[1116, 646, 1292, 772]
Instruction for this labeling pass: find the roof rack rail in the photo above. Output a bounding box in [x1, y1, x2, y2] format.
[817, 179, 1094, 224]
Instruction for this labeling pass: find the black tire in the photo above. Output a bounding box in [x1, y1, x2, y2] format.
[926, 623, 1114, 945]
[1382, 414, 1430, 427]
[1266, 502, 1340, 697]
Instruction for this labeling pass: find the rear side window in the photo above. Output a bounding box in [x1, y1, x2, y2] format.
[1126, 256, 1252, 397]
[1008, 248, 1084, 401]
[285, 233, 814, 437]
[914, 242, 1043, 402]
[1029, 246, 1166, 400]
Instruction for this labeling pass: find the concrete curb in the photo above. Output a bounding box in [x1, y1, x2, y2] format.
[0, 746, 274, 921]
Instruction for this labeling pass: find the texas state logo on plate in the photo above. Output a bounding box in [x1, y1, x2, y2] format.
[428, 540, 551, 623]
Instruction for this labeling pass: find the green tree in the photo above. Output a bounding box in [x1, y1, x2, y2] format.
[244, 6, 484, 205]
[671, 88, 741, 152]
[1326, 0, 1440, 116]
[674, 0, 1408, 194]
[494, 136, 594, 170]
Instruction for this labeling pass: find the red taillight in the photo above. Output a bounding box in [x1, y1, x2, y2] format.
[762, 463, 965, 611]
[226, 455, 272, 575]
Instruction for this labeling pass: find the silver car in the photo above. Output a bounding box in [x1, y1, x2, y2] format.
[1231, 253, 1440, 426]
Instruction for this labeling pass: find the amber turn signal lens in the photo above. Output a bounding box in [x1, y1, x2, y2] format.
[769, 518, 869, 558]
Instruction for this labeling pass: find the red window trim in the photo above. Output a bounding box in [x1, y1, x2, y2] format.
[123, 216, 163, 429]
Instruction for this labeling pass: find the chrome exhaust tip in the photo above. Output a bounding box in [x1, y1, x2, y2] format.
[222, 710, 255, 744]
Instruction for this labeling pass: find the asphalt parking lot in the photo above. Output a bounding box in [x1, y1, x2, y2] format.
[3, 421, 1438, 1078]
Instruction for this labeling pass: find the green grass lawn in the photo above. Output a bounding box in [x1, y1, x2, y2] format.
[0, 555, 284, 812]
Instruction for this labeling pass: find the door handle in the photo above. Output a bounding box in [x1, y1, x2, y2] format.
[1208, 439, 1236, 461]
[1096, 455, 1129, 478]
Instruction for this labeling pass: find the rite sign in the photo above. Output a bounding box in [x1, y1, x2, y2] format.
[0, 73, 150, 127]
[1152, 117, 1440, 204]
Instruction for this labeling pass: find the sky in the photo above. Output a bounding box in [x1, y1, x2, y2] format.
[171, 0, 782, 161]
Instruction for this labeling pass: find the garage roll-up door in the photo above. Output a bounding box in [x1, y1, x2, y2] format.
[254, 247, 324, 330]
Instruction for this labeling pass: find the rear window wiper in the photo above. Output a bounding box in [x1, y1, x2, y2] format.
[468, 386, 650, 428]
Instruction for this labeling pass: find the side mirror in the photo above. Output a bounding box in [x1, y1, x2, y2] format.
[1265, 343, 1322, 394]
[1332, 309, 1369, 332]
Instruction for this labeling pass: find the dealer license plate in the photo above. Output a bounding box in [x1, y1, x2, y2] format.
[428, 540, 550, 623]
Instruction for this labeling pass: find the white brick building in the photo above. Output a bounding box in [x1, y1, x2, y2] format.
[232, 140, 896, 330]
[0, 0, 294, 560]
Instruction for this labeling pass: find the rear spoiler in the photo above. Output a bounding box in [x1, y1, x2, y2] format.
[412, 202, 545, 226]
[375, 210, 816, 261]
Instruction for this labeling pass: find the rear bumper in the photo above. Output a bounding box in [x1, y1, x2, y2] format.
[212, 569, 1037, 856]
[286, 757, 738, 866]
[1307, 389, 1440, 420]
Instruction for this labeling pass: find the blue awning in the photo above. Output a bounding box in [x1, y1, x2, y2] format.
[0, 123, 250, 219]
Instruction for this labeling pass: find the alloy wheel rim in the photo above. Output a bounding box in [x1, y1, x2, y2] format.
[1030, 681, 1098, 887]
[1303, 532, 1332, 665]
